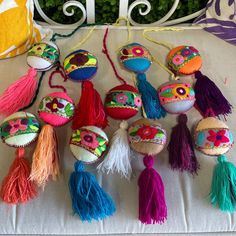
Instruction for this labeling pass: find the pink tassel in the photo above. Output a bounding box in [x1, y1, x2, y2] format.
[138, 155, 167, 224]
[0, 148, 37, 204]
[0, 68, 37, 116]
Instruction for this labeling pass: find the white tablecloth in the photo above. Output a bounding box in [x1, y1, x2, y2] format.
[0, 27, 236, 235]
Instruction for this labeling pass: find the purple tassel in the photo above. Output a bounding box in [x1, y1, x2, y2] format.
[194, 71, 232, 117]
[168, 114, 199, 174]
[138, 155, 167, 224]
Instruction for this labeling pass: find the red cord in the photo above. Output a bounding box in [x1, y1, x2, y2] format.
[102, 27, 127, 85]
[48, 63, 68, 93]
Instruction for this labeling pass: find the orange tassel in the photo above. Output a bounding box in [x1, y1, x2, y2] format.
[0, 148, 37, 204]
[30, 124, 60, 188]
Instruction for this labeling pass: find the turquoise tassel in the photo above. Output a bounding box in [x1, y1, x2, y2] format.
[210, 155, 236, 212]
[69, 161, 116, 221]
[136, 73, 166, 119]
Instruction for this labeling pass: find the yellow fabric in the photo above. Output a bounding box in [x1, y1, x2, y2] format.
[0, 0, 50, 59]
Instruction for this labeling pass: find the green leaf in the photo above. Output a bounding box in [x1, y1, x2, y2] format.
[160, 91, 173, 98]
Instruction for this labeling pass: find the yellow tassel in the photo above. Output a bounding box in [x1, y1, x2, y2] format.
[30, 124, 60, 189]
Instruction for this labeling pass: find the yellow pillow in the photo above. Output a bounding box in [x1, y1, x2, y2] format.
[0, 0, 51, 59]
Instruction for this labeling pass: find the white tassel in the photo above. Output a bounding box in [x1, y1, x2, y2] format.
[97, 121, 131, 179]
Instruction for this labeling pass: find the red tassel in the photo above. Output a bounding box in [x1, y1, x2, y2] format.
[0, 68, 38, 116]
[72, 81, 108, 130]
[0, 148, 37, 204]
[138, 155, 167, 224]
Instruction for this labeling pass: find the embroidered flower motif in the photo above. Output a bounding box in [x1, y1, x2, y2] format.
[8, 119, 28, 135]
[207, 129, 229, 147]
[134, 96, 142, 107]
[46, 98, 64, 113]
[132, 47, 144, 56]
[70, 53, 89, 66]
[181, 48, 192, 57]
[116, 93, 128, 104]
[172, 85, 189, 99]
[172, 55, 184, 65]
[81, 131, 99, 149]
[137, 125, 158, 139]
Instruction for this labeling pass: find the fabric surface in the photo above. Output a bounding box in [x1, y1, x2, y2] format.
[194, 0, 236, 45]
[0, 0, 50, 59]
[0, 27, 236, 235]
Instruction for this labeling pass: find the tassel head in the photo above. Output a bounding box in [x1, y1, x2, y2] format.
[0, 112, 40, 148]
[194, 117, 234, 156]
[69, 160, 116, 221]
[63, 50, 98, 81]
[70, 126, 109, 164]
[38, 92, 75, 127]
[27, 41, 59, 71]
[166, 45, 202, 75]
[158, 81, 195, 114]
[119, 43, 152, 73]
[105, 84, 142, 120]
[139, 155, 167, 224]
[128, 118, 167, 156]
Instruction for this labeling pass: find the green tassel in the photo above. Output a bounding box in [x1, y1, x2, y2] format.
[210, 155, 236, 212]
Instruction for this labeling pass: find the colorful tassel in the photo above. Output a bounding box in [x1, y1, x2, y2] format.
[168, 114, 199, 174]
[97, 121, 132, 179]
[69, 161, 116, 221]
[72, 81, 108, 130]
[194, 71, 232, 117]
[138, 155, 167, 224]
[30, 124, 60, 188]
[0, 148, 37, 204]
[0, 68, 38, 116]
[136, 73, 166, 119]
[210, 155, 236, 212]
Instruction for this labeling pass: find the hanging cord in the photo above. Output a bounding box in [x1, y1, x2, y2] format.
[48, 63, 68, 93]
[102, 27, 127, 85]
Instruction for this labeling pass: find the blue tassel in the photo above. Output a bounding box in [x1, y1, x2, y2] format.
[136, 73, 166, 119]
[69, 161, 116, 221]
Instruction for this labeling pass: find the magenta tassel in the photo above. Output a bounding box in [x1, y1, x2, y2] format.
[0, 68, 37, 116]
[168, 114, 199, 174]
[194, 71, 232, 117]
[138, 155, 167, 224]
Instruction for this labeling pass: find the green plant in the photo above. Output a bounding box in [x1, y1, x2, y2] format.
[35, 0, 208, 24]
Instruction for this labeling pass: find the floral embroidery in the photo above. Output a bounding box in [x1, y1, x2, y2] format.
[207, 129, 230, 147]
[39, 96, 74, 118]
[181, 49, 191, 57]
[105, 90, 142, 110]
[195, 128, 233, 149]
[132, 47, 144, 56]
[0, 117, 40, 141]
[128, 124, 166, 144]
[70, 129, 108, 157]
[172, 55, 184, 65]
[159, 83, 195, 105]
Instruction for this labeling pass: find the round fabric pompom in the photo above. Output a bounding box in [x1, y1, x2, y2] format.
[27, 42, 59, 71]
[38, 92, 75, 127]
[105, 84, 142, 120]
[128, 118, 167, 155]
[158, 81, 195, 114]
[194, 117, 234, 156]
[70, 126, 109, 163]
[119, 43, 152, 73]
[0, 112, 40, 147]
[63, 50, 98, 81]
[166, 46, 202, 75]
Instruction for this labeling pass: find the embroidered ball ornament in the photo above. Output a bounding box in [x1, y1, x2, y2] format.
[0, 112, 40, 147]
[158, 81, 195, 114]
[38, 92, 75, 127]
[63, 50, 98, 81]
[105, 84, 142, 120]
[166, 46, 202, 75]
[119, 43, 152, 73]
[194, 117, 234, 156]
[27, 42, 59, 71]
[128, 118, 167, 155]
[70, 126, 109, 164]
